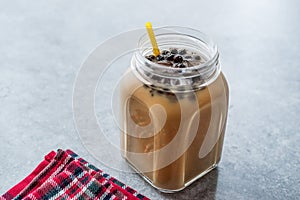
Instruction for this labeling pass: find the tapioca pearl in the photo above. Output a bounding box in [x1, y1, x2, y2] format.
[194, 55, 201, 60]
[178, 49, 187, 55]
[157, 90, 164, 94]
[167, 92, 175, 96]
[174, 63, 187, 68]
[143, 84, 149, 88]
[163, 79, 171, 85]
[172, 63, 184, 69]
[191, 76, 202, 83]
[145, 71, 151, 76]
[184, 55, 192, 60]
[150, 90, 154, 96]
[170, 48, 178, 54]
[151, 75, 162, 82]
[156, 55, 164, 61]
[166, 54, 175, 61]
[182, 60, 192, 67]
[161, 50, 170, 55]
[146, 55, 155, 61]
[171, 79, 180, 85]
[174, 55, 183, 63]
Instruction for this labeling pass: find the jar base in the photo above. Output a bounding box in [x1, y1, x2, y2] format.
[125, 159, 219, 193]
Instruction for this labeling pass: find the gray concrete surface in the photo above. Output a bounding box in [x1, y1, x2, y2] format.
[0, 0, 299, 199]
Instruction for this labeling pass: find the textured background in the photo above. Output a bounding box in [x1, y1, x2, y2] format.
[0, 0, 299, 199]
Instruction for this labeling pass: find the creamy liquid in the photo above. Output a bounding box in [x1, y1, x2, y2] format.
[120, 70, 229, 190]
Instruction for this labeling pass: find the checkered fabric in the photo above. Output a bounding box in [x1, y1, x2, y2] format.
[0, 149, 149, 200]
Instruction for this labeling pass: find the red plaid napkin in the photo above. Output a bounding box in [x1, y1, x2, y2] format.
[0, 149, 149, 200]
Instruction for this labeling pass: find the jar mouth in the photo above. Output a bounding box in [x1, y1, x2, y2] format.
[137, 26, 218, 77]
[132, 26, 220, 91]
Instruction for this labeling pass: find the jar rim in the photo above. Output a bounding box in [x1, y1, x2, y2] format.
[132, 26, 221, 91]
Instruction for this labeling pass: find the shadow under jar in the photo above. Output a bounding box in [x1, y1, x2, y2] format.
[120, 26, 229, 192]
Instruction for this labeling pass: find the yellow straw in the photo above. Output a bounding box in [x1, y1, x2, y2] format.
[145, 22, 160, 56]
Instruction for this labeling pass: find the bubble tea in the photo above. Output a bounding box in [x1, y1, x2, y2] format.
[120, 26, 229, 192]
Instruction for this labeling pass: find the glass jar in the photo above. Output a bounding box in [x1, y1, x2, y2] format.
[120, 26, 229, 192]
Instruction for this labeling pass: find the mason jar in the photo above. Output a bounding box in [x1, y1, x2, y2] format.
[120, 26, 229, 192]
